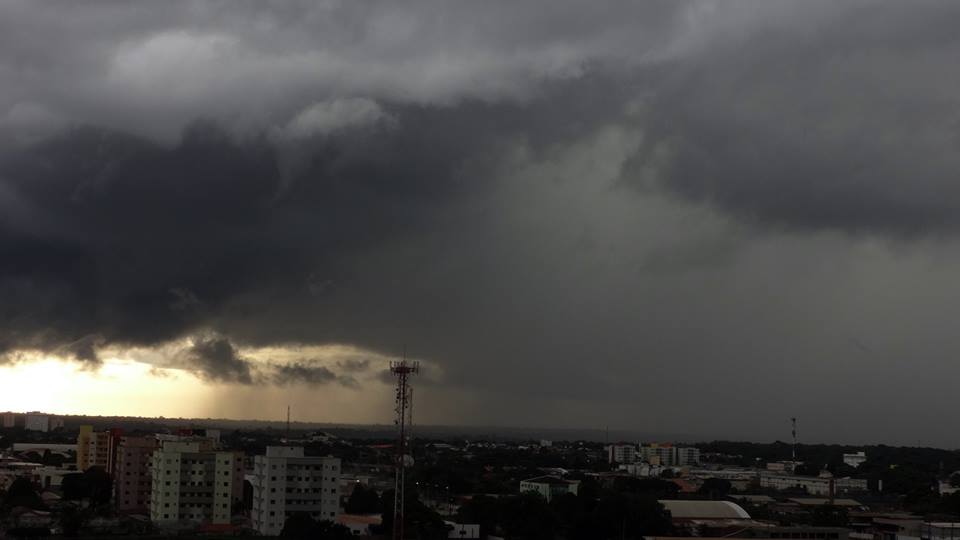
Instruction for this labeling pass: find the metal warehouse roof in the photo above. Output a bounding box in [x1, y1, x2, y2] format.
[658, 500, 752, 519]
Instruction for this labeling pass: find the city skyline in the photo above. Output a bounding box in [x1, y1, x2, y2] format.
[5, 1, 960, 446]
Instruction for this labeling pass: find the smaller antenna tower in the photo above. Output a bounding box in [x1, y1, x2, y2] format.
[286, 405, 291, 440]
[791, 417, 798, 461]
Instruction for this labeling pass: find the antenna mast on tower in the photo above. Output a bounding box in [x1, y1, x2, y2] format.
[791, 417, 798, 462]
[390, 354, 419, 540]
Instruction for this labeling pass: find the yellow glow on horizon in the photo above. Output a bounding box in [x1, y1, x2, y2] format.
[0, 343, 412, 423]
[0, 357, 214, 418]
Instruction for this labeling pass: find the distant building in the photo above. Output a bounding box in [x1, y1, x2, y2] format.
[24, 414, 50, 432]
[250, 446, 341, 536]
[607, 444, 639, 464]
[114, 435, 159, 514]
[76, 426, 116, 472]
[759, 472, 867, 495]
[149, 439, 243, 526]
[77, 426, 94, 470]
[519, 476, 579, 502]
[918, 522, 960, 540]
[767, 461, 800, 473]
[1, 413, 16, 428]
[12, 443, 77, 454]
[445, 521, 480, 539]
[618, 462, 664, 477]
[641, 444, 701, 466]
[843, 452, 867, 468]
[938, 479, 960, 496]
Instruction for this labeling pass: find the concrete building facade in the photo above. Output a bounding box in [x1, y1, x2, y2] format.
[607, 444, 639, 464]
[77, 427, 115, 472]
[114, 435, 159, 514]
[640, 444, 701, 466]
[250, 446, 341, 536]
[149, 440, 243, 526]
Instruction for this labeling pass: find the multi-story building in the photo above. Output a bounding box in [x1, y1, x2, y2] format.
[114, 435, 159, 514]
[250, 446, 341, 536]
[1, 413, 16, 428]
[77, 426, 93, 470]
[607, 444, 639, 464]
[76, 426, 116, 471]
[149, 440, 244, 526]
[640, 444, 701, 466]
[519, 476, 580, 502]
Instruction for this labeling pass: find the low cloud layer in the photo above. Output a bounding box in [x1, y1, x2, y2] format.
[3, 0, 960, 443]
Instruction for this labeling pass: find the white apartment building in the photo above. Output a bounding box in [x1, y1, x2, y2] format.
[640, 444, 701, 466]
[607, 444, 639, 464]
[250, 446, 341, 536]
[149, 440, 244, 526]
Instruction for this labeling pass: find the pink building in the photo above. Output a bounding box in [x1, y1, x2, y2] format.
[113, 436, 159, 514]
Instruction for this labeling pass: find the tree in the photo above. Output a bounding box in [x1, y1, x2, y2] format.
[499, 492, 559, 540]
[810, 505, 848, 527]
[615, 477, 679, 499]
[84, 467, 112, 506]
[456, 495, 501, 539]
[61, 468, 112, 508]
[345, 484, 381, 514]
[61, 474, 88, 501]
[698, 478, 732, 499]
[280, 514, 353, 540]
[280, 514, 317, 539]
[59, 505, 86, 537]
[3, 477, 45, 510]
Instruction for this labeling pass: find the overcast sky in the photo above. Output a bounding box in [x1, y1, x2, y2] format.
[3, 0, 960, 446]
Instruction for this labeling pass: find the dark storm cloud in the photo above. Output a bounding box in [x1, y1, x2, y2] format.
[0, 75, 636, 358]
[177, 335, 360, 387]
[630, 1, 960, 234]
[271, 363, 359, 389]
[336, 359, 371, 373]
[6, 0, 960, 442]
[184, 336, 254, 384]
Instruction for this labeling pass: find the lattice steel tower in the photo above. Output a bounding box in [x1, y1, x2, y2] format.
[390, 358, 418, 540]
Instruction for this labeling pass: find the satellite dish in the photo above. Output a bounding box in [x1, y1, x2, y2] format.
[403, 454, 415, 468]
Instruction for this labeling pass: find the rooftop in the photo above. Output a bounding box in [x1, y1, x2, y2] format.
[522, 475, 577, 485]
[659, 500, 752, 520]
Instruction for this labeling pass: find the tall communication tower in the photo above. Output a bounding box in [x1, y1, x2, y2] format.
[390, 357, 418, 540]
